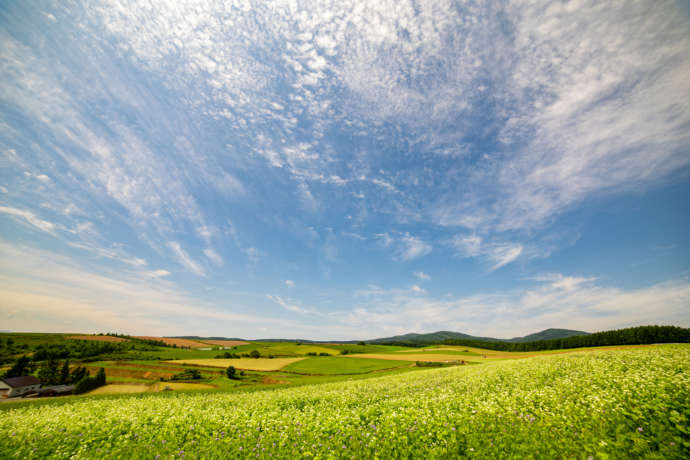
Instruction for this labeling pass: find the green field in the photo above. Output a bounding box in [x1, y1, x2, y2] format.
[1, 345, 687, 458]
[283, 356, 412, 374]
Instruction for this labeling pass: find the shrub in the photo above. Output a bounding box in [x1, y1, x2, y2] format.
[170, 369, 202, 381]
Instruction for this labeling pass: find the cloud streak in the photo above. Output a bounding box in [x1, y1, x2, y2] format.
[0, 206, 55, 233]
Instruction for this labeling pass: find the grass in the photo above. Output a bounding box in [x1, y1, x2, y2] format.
[167, 357, 306, 371]
[320, 343, 411, 354]
[345, 352, 480, 363]
[283, 356, 413, 375]
[252, 343, 339, 356]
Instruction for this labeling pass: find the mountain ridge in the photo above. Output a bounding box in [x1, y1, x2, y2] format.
[171, 328, 590, 344]
[367, 328, 590, 344]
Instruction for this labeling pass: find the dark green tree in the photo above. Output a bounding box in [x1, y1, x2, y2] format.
[38, 359, 60, 385]
[69, 366, 87, 384]
[95, 367, 106, 386]
[250, 349, 261, 358]
[60, 360, 70, 384]
[2, 356, 31, 378]
[226, 365, 237, 379]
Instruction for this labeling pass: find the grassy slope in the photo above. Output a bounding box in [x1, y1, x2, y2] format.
[0, 345, 686, 459]
[283, 356, 413, 375]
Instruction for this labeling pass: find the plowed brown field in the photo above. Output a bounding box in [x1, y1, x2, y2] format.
[70, 335, 129, 343]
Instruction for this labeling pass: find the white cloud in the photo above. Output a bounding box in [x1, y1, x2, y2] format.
[398, 234, 432, 261]
[266, 294, 315, 315]
[376, 233, 393, 247]
[0, 206, 55, 232]
[0, 243, 283, 336]
[168, 242, 206, 277]
[449, 235, 482, 258]
[68, 242, 147, 267]
[486, 243, 523, 271]
[203, 248, 223, 266]
[145, 269, 171, 278]
[450, 234, 522, 271]
[285, 279, 295, 288]
[342, 274, 690, 339]
[414, 271, 431, 281]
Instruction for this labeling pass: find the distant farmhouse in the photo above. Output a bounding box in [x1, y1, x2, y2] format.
[0, 376, 41, 398]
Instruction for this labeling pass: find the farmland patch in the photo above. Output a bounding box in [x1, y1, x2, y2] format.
[69, 335, 129, 343]
[283, 356, 412, 375]
[167, 358, 305, 371]
[132, 337, 207, 348]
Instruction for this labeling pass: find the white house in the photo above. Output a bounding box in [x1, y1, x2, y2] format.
[0, 376, 41, 398]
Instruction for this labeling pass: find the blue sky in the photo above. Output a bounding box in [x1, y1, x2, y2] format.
[1, 0, 689, 340]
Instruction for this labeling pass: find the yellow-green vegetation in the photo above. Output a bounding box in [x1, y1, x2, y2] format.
[0, 345, 686, 459]
[167, 357, 306, 371]
[148, 382, 216, 391]
[283, 356, 412, 375]
[88, 382, 218, 395]
[256, 344, 338, 356]
[88, 384, 149, 395]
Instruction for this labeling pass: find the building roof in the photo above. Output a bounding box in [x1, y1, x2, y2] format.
[38, 385, 74, 394]
[2, 375, 41, 388]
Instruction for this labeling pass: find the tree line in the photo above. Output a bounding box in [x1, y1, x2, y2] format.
[2, 356, 106, 393]
[442, 325, 689, 351]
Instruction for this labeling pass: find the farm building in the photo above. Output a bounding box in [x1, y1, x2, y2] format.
[0, 376, 41, 398]
[37, 385, 75, 397]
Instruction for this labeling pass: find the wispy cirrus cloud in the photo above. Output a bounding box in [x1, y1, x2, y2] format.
[265, 294, 316, 315]
[376, 232, 431, 261]
[0, 206, 55, 233]
[168, 242, 206, 277]
[414, 271, 431, 281]
[449, 234, 523, 271]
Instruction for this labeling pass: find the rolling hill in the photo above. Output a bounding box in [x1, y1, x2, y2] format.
[367, 328, 590, 344]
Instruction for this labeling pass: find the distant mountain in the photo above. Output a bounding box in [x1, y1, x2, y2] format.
[367, 328, 589, 344]
[368, 331, 499, 344]
[506, 328, 590, 343]
[169, 329, 590, 345]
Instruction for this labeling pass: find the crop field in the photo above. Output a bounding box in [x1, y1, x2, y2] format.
[88, 384, 149, 395]
[167, 358, 306, 371]
[131, 337, 208, 348]
[256, 344, 338, 356]
[88, 382, 218, 395]
[1, 345, 686, 459]
[283, 356, 413, 375]
[68, 335, 129, 343]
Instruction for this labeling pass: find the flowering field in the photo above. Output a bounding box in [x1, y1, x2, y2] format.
[1, 345, 687, 459]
